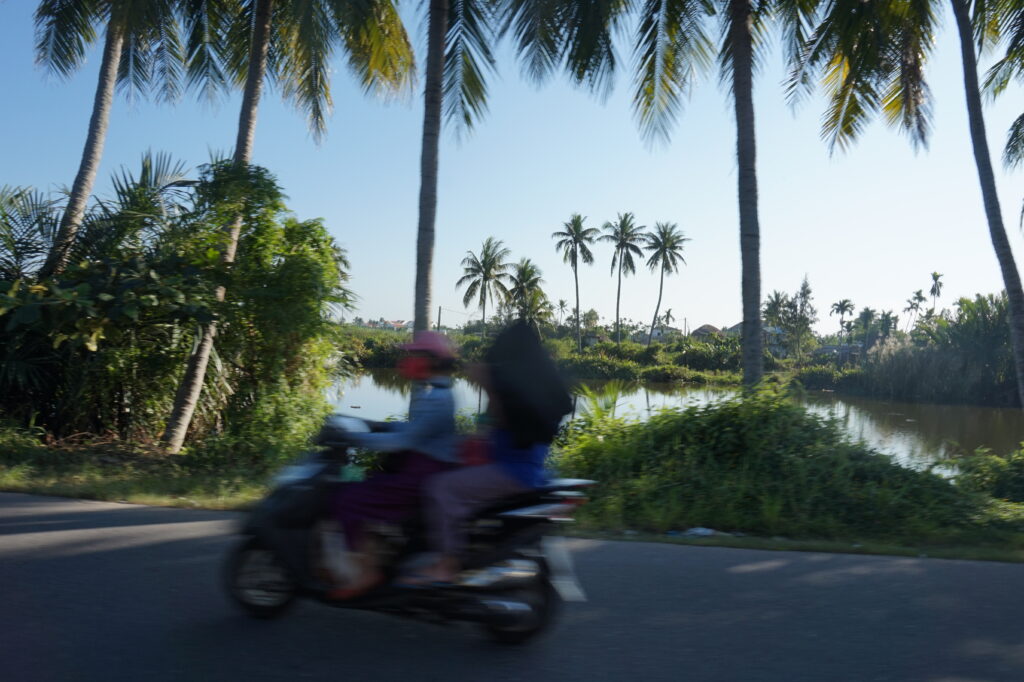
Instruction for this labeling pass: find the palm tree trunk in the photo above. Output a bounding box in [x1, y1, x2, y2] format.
[730, 0, 763, 387]
[413, 0, 449, 332]
[161, 0, 274, 453]
[482, 296, 487, 339]
[615, 259, 623, 344]
[39, 21, 125, 279]
[573, 263, 581, 351]
[952, 0, 1024, 408]
[648, 266, 665, 347]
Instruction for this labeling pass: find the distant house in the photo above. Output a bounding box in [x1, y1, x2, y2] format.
[814, 343, 862, 364]
[717, 321, 787, 356]
[582, 331, 607, 348]
[651, 326, 681, 341]
[691, 324, 722, 339]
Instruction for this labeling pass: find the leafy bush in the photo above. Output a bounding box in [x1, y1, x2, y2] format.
[558, 355, 642, 381]
[554, 390, 979, 540]
[954, 446, 1024, 502]
[0, 160, 350, 454]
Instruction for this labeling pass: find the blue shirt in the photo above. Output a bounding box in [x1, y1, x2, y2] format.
[491, 428, 550, 489]
[346, 377, 458, 463]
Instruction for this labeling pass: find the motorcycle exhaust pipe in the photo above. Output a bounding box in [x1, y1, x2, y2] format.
[455, 559, 540, 590]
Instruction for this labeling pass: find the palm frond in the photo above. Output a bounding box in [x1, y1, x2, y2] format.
[444, 0, 498, 133]
[1004, 111, 1024, 169]
[330, 0, 415, 97]
[181, 0, 235, 102]
[499, 0, 566, 83]
[34, 0, 101, 79]
[562, 0, 633, 98]
[0, 186, 60, 280]
[275, 0, 336, 140]
[632, 0, 712, 144]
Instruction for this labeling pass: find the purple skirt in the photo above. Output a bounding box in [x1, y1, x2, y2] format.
[333, 451, 453, 548]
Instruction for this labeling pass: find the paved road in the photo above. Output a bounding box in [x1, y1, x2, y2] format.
[2, 492, 1024, 682]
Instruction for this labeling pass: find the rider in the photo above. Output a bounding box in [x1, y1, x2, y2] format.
[413, 322, 572, 585]
[329, 330, 459, 599]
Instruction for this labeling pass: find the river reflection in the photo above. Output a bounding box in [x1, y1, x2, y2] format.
[333, 370, 1024, 468]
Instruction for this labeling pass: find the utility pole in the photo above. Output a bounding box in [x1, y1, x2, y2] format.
[436, 306, 442, 331]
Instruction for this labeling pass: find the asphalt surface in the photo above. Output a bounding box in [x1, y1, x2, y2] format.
[2, 492, 1024, 682]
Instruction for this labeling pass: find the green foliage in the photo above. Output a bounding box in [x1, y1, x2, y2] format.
[0, 158, 350, 453]
[955, 446, 1024, 503]
[793, 366, 864, 391]
[855, 294, 1017, 407]
[554, 390, 982, 541]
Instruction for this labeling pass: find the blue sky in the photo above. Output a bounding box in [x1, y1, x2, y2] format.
[2, 2, 1022, 335]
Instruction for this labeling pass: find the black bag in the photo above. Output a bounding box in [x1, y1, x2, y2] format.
[484, 322, 573, 448]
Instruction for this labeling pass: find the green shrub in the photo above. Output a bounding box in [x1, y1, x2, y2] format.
[554, 390, 979, 541]
[954, 446, 1024, 502]
[558, 355, 641, 381]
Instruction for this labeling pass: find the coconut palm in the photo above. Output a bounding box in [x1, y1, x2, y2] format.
[903, 294, 922, 332]
[763, 291, 789, 328]
[929, 272, 944, 311]
[662, 308, 675, 336]
[643, 222, 689, 346]
[879, 310, 898, 343]
[507, 258, 545, 311]
[517, 288, 554, 335]
[830, 299, 854, 341]
[600, 213, 646, 345]
[413, 0, 501, 330]
[556, 298, 568, 325]
[552, 213, 599, 351]
[797, 0, 1024, 407]
[857, 307, 877, 348]
[455, 237, 512, 337]
[34, 0, 184, 278]
[162, 0, 415, 453]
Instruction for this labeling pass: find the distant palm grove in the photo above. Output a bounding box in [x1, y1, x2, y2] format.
[2, 0, 1024, 471]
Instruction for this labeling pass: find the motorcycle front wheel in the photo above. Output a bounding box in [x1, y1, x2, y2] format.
[225, 537, 297, 619]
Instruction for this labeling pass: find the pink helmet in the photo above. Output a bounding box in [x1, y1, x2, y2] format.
[400, 330, 457, 360]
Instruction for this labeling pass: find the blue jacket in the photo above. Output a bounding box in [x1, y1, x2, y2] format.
[346, 377, 458, 463]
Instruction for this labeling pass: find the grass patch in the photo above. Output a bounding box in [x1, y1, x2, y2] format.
[0, 428, 266, 509]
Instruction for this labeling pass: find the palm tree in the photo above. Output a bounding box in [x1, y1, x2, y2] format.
[413, 0, 499, 330]
[506, 0, 826, 384]
[857, 307, 877, 348]
[662, 308, 675, 336]
[830, 299, 854, 342]
[507, 258, 544, 312]
[35, 0, 183, 278]
[879, 310, 897, 343]
[600, 213, 646, 345]
[929, 272, 944, 312]
[798, 0, 1024, 407]
[763, 291, 789, 328]
[843, 320, 855, 341]
[162, 0, 414, 453]
[643, 222, 690, 346]
[552, 213, 599, 351]
[903, 294, 922, 332]
[518, 288, 553, 335]
[455, 237, 512, 337]
[556, 299, 568, 326]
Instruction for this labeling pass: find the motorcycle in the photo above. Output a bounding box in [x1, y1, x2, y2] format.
[224, 416, 594, 644]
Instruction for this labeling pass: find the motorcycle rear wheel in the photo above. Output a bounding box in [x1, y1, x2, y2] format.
[225, 537, 297, 619]
[483, 578, 559, 645]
